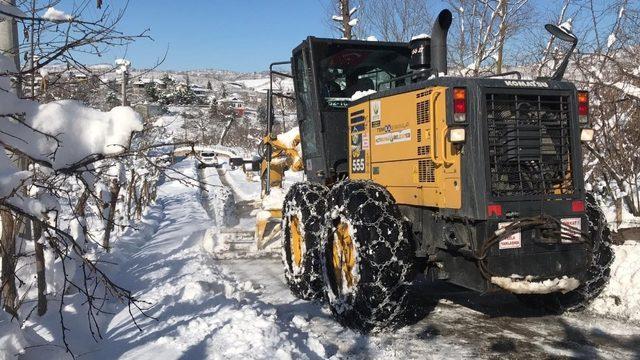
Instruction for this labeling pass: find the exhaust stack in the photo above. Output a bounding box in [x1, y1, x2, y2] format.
[430, 9, 452, 76]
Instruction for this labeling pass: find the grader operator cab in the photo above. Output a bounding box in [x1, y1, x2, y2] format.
[265, 9, 612, 331]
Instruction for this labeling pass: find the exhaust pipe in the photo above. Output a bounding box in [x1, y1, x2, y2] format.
[430, 9, 452, 76]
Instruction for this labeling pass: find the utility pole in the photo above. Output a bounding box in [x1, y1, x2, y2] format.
[0, 0, 22, 97]
[115, 58, 131, 106]
[0, 0, 21, 316]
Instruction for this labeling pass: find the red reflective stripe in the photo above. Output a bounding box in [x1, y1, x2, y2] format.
[487, 204, 502, 217]
[572, 200, 585, 212]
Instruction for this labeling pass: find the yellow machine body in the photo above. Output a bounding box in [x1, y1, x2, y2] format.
[348, 86, 462, 209]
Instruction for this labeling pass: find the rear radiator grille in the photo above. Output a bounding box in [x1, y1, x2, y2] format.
[418, 159, 435, 183]
[485, 93, 573, 197]
[417, 145, 430, 156]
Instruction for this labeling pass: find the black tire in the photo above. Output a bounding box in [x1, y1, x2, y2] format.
[322, 180, 416, 332]
[282, 182, 328, 301]
[517, 193, 614, 313]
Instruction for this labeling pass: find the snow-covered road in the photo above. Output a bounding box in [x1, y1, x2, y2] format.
[221, 257, 640, 359]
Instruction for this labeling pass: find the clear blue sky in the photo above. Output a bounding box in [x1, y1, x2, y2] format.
[63, 0, 613, 72]
[72, 0, 333, 72]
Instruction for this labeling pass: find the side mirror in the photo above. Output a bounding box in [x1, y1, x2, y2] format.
[542, 22, 578, 81]
[544, 23, 577, 44]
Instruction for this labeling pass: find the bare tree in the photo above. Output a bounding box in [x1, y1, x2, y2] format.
[447, 0, 531, 76]
[357, 0, 432, 42]
[568, 0, 640, 220]
[325, 0, 359, 39]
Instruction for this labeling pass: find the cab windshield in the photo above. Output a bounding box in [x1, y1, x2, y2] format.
[314, 43, 410, 109]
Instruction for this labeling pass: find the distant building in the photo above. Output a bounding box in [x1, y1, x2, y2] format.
[219, 94, 245, 117]
[134, 103, 165, 120]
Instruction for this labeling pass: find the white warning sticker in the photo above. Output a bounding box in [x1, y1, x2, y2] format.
[362, 133, 370, 150]
[374, 129, 411, 145]
[371, 100, 381, 124]
[498, 222, 522, 249]
[561, 217, 582, 243]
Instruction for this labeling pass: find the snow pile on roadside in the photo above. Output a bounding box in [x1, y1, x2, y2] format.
[222, 166, 260, 201]
[0, 313, 28, 360]
[201, 167, 238, 227]
[590, 241, 640, 323]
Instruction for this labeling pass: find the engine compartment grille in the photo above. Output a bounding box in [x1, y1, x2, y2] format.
[486, 93, 574, 197]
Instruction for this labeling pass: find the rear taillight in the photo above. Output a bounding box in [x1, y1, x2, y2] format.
[577, 91, 589, 125]
[487, 204, 503, 217]
[453, 87, 466, 123]
[572, 200, 585, 212]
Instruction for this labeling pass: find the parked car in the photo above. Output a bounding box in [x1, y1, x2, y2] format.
[197, 151, 219, 168]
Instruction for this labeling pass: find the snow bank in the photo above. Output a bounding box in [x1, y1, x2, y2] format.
[590, 241, 640, 323]
[201, 167, 237, 227]
[0, 313, 28, 359]
[261, 187, 285, 211]
[222, 167, 260, 202]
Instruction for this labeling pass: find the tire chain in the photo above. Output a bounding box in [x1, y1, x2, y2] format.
[565, 192, 615, 310]
[282, 182, 328, 300]
[518, 193, 614, 312]
[324, 180, 415, 332]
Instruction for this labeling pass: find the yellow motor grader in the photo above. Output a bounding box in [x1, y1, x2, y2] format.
[258, 9, 612, 332]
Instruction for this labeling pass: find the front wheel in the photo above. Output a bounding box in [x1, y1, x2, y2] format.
[282, 182, 328, 301]
[322, 180, 416, 332]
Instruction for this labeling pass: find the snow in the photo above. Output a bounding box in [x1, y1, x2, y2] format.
[491, 275, 580, 294]
[607, 33, 617, 48]
[589, 241, 640, 323]
[0, 3, 25, 18]
[351, 89, 377, 101]
[261, 187, 285, 210]
[611, 81, 640, 99]
[366, 35, 378, 41]
[0, 313, 28, 360]
[559, 19, 573, 33]
[411, 33, 430, 41]
[14, 154, 640, 359]
[42, 7, 73, 21]
[222, 167, 260, 202]
[276, 126, 300, 149]
[0, 53, 142, 218]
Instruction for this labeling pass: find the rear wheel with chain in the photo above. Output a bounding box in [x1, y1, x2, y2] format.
[517, 193, 614, 312]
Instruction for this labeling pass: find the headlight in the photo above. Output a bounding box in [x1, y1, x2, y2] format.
[449, 128, 466, 143]
[580, 128, 594, 142]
